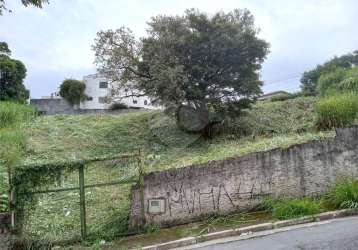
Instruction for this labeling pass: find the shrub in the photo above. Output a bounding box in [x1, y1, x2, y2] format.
[264, 198, 321, 220]
[270, 93, 292, 102]
[59, 79, 87, 105]
[110, 102, 128, 110]
[270, 92, 303, 102]
[326, 177, 358, 209]
[315, 93, 358, 130]
[339, 77, 358, 93]
[316, 68, 347, 96]
[235, 97, 316, 136]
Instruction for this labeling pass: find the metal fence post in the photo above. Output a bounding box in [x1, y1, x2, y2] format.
[8, 170, 16, 231]
[78, 164, 87, 240]
[138, 149, 146, 229]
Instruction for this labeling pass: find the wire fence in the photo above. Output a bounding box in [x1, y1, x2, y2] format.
[12, 152, 144, 243]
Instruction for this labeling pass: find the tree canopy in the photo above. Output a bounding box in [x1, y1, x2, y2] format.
[59, 79, 87, 106]
[0, 0, 48, 15]
[0, 42, 29, 103]
[300, 50, 358, 96]
[93, 9, 269, 130]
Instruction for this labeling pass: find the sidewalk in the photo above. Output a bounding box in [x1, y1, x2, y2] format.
[141, 209, 357, 250]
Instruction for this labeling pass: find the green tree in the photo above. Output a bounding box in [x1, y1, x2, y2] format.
[0, 42, 29, 103]
[0, 0, 48, 15]
[300, 50, 358, 96]
[93, 9, 269, 134]
[59, 79, 87, 105]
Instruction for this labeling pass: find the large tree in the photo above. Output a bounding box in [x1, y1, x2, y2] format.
[0, 42, 29, 103]
[300, 50, 358, 96]
[0, 0, 48, 15]
[93, 9, 269, 132]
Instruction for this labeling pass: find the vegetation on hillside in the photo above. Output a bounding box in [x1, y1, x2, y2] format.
[0, 102, 35, 212]
[317, 67, 358, 96]
[23, 97, 331, 169]
[315, 93, 358, 130]
[236, 97, 316, 136]
[300, 50, 358, 95]
[11, 96, 358, 243]
[18, 97, 339, 241]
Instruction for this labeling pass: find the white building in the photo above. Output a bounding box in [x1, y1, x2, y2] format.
[80, 74, 159, 110]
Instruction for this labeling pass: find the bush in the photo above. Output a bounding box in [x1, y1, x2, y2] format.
[339, 77, 358, 93]
[59, 79, 87, 105]
[270, 93, 292, 102]
[270, 92, 303, 102]
[316, 66, 358, 96]
[315, 93, 358, 129]
[235, 97, 316, 136]
[326, 177, 358, 209]
[264, 198, 321, 220]
[109, 102, 128, 110]
[316, 68, 347, 96]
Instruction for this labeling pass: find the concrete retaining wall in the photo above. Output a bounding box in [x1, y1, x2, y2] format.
[30, 98, 144, 115]
[130, 126, 358, 227]
[30, 99, 75, 115]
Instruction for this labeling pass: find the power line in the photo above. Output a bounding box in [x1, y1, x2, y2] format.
[262, 72, 303, 84]
[263, 75, 301, 86]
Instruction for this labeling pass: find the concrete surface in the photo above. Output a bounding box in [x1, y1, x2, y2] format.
[189, 216, 358, 250]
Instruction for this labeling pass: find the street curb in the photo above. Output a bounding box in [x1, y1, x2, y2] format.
[140, 209, 357, 250]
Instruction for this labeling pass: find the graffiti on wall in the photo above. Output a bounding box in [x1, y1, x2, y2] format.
[151, 175, 273, 217]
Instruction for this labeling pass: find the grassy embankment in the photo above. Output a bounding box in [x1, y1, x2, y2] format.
[20, 97, 338, 241]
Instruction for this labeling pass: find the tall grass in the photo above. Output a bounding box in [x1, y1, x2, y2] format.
[339, 77, 358, 93]
[0, 101, 36, 128]
[317, 67, 347, 97]
[0, 102, 35, 212]
[263, 198, 321, 220]
[315, 93, 358, 129]
[326, 177, 358, 209]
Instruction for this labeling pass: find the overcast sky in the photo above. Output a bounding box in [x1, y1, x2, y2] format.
[1, 0, 358, 98]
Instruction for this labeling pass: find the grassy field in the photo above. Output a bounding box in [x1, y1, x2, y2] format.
[19, 97, 338, 242]
[23, 97, 326, 169]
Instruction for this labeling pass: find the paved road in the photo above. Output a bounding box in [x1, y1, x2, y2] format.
[195, 216, 358, 250]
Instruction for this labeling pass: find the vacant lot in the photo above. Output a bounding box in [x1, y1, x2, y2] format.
[21, 97, 336, 241]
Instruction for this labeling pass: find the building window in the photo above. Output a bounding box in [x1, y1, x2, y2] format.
[98, 97, 108, 104]
[144, 100, 148, 105]
[99, 82, 108, 88]
[133, 100, 138, 104]
[87, 96, 93, 101]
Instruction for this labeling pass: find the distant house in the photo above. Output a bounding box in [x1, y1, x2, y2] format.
[81, 74, 159, 110]
[257, 91, 289, 101]
[30, 74, 160, 115]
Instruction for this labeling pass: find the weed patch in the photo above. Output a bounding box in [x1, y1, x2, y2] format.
[326, 177, 358, 209]
[264, 198, 322, 220]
